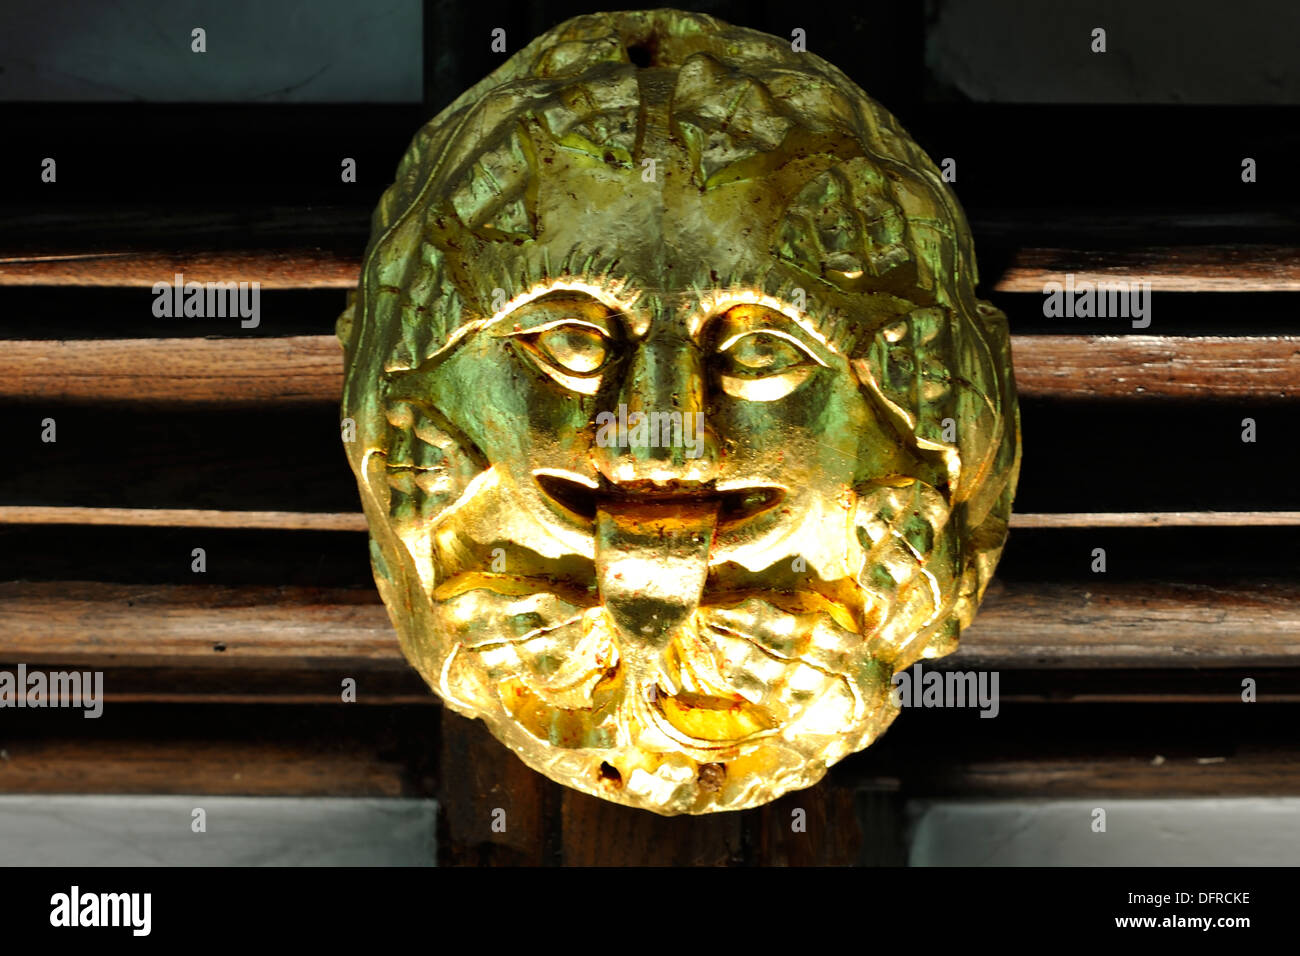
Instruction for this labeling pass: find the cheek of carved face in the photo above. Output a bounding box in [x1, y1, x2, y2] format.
[700, 307, 910, 584]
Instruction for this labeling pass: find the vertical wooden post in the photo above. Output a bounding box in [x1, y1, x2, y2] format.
[748, 776, 873, 865]
[560, 789, 745, 866]
[436, 710, 558, 865]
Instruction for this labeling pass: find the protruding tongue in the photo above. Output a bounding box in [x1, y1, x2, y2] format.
[595, 499, 718, 681]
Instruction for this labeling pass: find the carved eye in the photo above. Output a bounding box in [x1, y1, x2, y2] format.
[531, 323, 610, 375]
[510, 317, 616, 395]
[717, 331, 816, 377]
[711, 326, 822, 402]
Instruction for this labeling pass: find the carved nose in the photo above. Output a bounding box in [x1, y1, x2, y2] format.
[591, 331, 718, 486]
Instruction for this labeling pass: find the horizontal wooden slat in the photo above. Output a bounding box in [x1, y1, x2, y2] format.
[11, 715, 1300, 799]
[0, 703, 436, 796]
[32, 667, 433, 705]
[0, 250, 357, 289]
[956, 579, 1300, 669]
[0, 335, 343, 403]
[0, 506, 367, 531]
[0, 582, 395, 668]
[3, 505, 1297, 531]
[2, 578, 1296, 671]
[9, 698, 1296, 799]
[876, 753, 1300, 797]
[1012, 335, 1300, 399]
[2, 206, 1299, 294]
[0, 738, 422, 796]
[4, 334, 1298, 403]
[998, 245, 1300, 292]
[2, 245, 1298, 291]
[1010, 511, 1300, 528]
[844, 702, 1300, 797]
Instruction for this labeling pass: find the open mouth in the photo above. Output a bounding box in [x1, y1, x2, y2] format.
[536, 473, 784, 527]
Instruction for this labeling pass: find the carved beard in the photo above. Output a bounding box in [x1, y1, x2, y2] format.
[368, 401, 957, 812]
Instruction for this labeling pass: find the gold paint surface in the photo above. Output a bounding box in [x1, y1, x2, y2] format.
[339, 9, 1021, 814]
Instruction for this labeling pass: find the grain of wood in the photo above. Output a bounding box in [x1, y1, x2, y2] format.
[1011, 511, 1300, 528]
[749, 783, 872, 865]
[5, 335, 1295, 404]
[3, 505, 1296, 531]
[0, 734, 424, 797]
[1, 579, 1297, 672]
[0, 250, 358, 288]
[559, 786, 744, 865]
[895, 754, 1300, 797]
[0, 581, 395, 667]
[1013, 335, 1300, 400]
[957, 579, 1300, 669]
[998, 245, 1300, 292]
[0, 335, 344, 404]
[2, 245, 1298, 291]
[437, 712, 557, 866]
[0, 506, 368, 531]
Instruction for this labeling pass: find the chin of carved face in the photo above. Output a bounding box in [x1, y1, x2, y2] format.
[425, 535, 904, 813]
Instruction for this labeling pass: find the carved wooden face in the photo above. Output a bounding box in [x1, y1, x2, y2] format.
[339, 10, 1020, 814]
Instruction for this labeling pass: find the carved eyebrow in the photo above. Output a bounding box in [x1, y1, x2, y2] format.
[691, 295, 821, 340]
[479, 280, 644, 336]
[493, 299, 617, 338]
[508, 315, 612, 335]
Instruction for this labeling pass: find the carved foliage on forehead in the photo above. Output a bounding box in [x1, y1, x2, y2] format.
[776, 158, 910, 289]
[655, 48, 978, 324]
[447, 119, 537, 244]
[534, 65, 641, 166]
[669, 54, 796, 185]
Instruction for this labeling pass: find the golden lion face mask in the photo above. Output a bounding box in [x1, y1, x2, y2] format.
[339, 9, 1020, 814]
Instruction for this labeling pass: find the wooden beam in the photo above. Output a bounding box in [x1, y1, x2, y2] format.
[1012, 335, 1300, 400]
[884, 753, 1300, 798]
[0, 506, 368, 531]
[3, 505, 1297, 531]
[559, 786, 745, 866]
[958, 579, 1300, 669]
[0, 737, 420, 796]
[2, 578, 1297, 673]
[0, 704, 437, 796]
[0, 335, 344, 404]
[1011, 511, 1300, 528]
[4, 335, 1296, 405]
[0, 581, 396, 668]
[1, 246, 1297, 291]
[745, 782, 881, 865]
[840, 700, 1300, 797]
[437, 711, 558, 866]
[998, 245, 1300, 292]
[0, 250, 357, 288]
